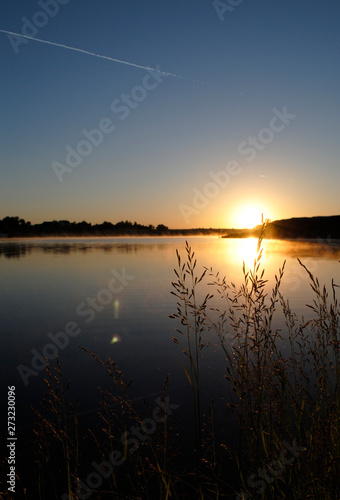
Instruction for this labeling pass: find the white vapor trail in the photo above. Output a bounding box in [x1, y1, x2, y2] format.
[0, 29, 206, 85]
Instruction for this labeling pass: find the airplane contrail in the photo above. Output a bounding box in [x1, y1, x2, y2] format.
[0, 29, 206, 85]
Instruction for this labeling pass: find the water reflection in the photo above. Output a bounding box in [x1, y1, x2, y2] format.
[1, 237, 340, 262]
[0, 243, 32, 259]
[226, 237, 260, 268]
[1, 237, 339, 444]
[113, 299, 120, 319]
[0, 238, 178, 259]
[263, 239, 340, 259]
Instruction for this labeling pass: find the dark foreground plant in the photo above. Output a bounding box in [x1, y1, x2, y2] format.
[27, 352, 180, 500]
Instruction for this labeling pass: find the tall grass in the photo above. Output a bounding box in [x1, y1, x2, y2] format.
[170, 242, 211, 498]
[170, 226, 340, 498]
[31, 357, 80, 499]
[27, 351, 179, 500]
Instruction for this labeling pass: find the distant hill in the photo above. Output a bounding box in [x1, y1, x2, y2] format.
[265, 215, 340, 239]
[223, 215, 340, 240]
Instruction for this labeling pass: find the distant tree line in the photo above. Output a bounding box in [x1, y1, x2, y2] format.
[0, 217, 171, 237]
[2, 215, 339, 239]
[0, 216, 227, 238]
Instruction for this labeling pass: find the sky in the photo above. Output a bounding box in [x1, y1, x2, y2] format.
[1, 0, 340, 229]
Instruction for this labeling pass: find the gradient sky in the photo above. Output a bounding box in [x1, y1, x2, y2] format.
[1, 0, 340, 228]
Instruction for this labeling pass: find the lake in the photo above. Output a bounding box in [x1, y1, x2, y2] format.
[1, 236, 340, 491]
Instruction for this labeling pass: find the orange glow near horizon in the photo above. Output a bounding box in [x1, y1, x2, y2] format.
[232, 204, 263, 229]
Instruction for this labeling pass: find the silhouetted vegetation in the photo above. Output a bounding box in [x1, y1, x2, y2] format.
[0, 217, 170, 237]
[0, 216, 228, 238]
[169, 227, 339, 498]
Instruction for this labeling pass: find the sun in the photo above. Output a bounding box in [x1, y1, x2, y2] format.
[234, 204, 263, 229]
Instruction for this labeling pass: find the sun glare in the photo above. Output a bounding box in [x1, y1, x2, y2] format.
[237, 238, 259, 266]
[223, 237, 262, 269]
[234, 205, 263, 229]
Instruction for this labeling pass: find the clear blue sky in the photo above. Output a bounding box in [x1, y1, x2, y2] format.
[1, 0, 339, 228]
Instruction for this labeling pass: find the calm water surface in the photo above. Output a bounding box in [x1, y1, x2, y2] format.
[1, 237, 340, 438]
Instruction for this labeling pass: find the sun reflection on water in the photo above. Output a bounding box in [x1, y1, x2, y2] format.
[231, 237, 262, 268]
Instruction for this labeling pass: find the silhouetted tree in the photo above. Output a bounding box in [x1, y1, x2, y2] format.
[156, 224, 169, 233]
